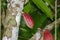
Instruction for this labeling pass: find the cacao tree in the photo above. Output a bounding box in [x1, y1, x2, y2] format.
[1, 0, 60, 40]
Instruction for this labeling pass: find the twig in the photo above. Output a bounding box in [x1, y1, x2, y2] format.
[29, 28, 42, 40]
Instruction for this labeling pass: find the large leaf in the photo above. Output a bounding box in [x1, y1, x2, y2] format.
[24, 3, 31, 13]
[44, 0, 54, 10]
[32, 0, 53, 20]
[24, 2, 37, 13]
[31, 11, 47, 32]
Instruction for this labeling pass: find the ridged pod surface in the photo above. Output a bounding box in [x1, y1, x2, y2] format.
[22, 12, 34, 29]
[43, 30, 54, 40]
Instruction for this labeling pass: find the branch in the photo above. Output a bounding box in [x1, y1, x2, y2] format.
[29, 28, 42, 40]
[44, 18, 60, 31]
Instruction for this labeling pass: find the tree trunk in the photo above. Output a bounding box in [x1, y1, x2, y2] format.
[2, 0, 25, 40]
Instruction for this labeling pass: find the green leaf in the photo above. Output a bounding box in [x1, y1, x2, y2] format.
[44, 0, 54, 10]
[24, 2, 37, 13]
[32, 0, 53, 20]
[24, 3, 31, 13]
[31, 11, 47, 31]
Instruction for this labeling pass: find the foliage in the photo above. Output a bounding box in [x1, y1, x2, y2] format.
[1, 0, 56, 40]
[19, 0, 55, 40]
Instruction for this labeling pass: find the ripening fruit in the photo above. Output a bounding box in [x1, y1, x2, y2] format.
[22, 12, 34, 29]
[43, 29, 54, 40]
